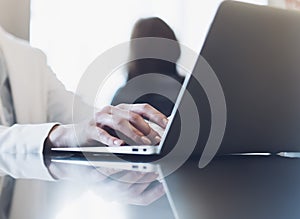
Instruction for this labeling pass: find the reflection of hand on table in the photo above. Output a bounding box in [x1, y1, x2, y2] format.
[48, 161, 165, 206]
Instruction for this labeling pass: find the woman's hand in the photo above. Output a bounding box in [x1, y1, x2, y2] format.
[48, 103, 168, 147]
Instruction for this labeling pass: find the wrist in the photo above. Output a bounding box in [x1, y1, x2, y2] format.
[48, 124, 77, 147]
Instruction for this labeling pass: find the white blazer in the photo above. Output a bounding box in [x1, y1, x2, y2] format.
[0, 26, 84, 155]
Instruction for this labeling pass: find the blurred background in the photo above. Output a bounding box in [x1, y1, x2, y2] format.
[1, 0, 295, 108]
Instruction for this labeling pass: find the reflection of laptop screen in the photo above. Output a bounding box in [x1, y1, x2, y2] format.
[50, 156, 179, 219]
[52, 73, 191, 155]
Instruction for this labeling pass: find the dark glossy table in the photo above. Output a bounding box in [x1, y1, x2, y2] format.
[1, 154, 300, 219]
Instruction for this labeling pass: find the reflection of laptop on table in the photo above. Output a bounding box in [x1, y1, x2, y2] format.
[51, 155, 179, 218]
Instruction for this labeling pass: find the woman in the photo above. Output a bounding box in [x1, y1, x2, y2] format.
[111, 17, 184, 116]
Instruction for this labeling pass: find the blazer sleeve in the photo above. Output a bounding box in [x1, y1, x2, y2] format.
[0, 123, 58, 154]
[45, 64, 93, 124]
[0, 58, 91, 153]
[0, 123, 58, 180]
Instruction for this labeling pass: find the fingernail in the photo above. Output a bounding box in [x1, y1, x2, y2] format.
[141, 136, 151, 145]
[113, 139, 123, 146]
[155, 136, 161, 143]
[163, 118, 168, 126]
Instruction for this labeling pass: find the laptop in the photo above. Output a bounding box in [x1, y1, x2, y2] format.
[52, 69, 194, 155]
[53, 0, 300, 157]
[199, 1, 300, 155]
